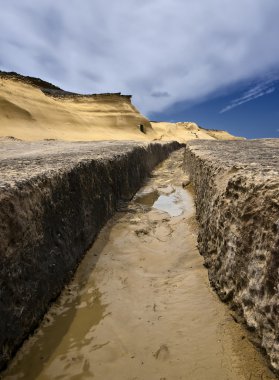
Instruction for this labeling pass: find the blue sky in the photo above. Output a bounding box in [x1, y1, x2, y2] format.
[150, 76, 279, 138]
[0, 0, 279, 138]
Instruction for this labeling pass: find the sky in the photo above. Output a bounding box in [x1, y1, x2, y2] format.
[0, 0, 279, 138]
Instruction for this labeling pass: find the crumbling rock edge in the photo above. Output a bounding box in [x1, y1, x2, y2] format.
[184, 139, 279, 373]
[0, 140, 181, 370]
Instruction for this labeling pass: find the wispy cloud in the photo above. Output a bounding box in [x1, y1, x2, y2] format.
[0, 0, 279, 114]
[151, 91, 170, 98]
[220, 77, 278, 113]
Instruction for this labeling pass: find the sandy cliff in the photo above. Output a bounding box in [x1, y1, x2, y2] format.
[0, 72, 154, 141]
[0, 72, 238, 142]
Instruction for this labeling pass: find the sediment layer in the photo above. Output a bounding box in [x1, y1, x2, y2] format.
[0, 139, 180, 370]
[184, 139, 279, 372]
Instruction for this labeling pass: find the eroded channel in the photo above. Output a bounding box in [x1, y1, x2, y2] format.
[2, 150, 276, 380]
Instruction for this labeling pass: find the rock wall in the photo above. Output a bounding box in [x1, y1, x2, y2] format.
[0, 140, 181, 369]
[185, 139, 279, 372]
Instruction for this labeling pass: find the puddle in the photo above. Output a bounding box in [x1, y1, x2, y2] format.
[2, 149, 276, 380]
[153, 187, 192, 217]
[134, 189, 159, 206]
[135, 187, 193, 217]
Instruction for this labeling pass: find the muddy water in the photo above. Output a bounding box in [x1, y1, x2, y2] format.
[2, 150, 276, 380]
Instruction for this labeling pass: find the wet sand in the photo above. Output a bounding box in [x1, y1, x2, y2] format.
[2, 150, 276, 380]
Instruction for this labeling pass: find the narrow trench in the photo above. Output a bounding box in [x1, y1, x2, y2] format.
[2, 149, 276, 380]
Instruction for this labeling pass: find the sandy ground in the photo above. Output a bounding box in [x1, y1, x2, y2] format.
[2, 150, 275, 380]
[0, 76, 238, 142]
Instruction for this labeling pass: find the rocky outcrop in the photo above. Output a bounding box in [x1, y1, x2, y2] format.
[184, 139, 279, 372]
[0, 139, 181, 370]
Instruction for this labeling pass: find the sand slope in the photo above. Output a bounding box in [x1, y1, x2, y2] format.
[0, 72, 239, 142]
[0, 75, 153, 141]
[151, 121, 240, 142]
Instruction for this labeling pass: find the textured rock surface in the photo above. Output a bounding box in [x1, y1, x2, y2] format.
[0, 139, 180, 369]
[185, 139, 279, 372]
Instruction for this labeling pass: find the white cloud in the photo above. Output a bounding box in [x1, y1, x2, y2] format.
[0, 0, 279, 115]
[220, 77, 278, 113]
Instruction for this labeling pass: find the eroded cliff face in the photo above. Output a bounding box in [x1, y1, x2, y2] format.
[0, 139, 181, 370]
[0, 72, 240, 143]
[184, 139, 279, 372]
[0, 72, 153, 141]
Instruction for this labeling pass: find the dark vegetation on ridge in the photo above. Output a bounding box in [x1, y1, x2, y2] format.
[0, 71, 132, 99]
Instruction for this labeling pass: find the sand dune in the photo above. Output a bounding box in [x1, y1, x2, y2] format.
[0, 72, 238, 142]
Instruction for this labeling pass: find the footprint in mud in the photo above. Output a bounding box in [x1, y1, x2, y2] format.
[135, 228, 149, 237]
[153, 224, 173, 242]
[153, 344, 170, 361]
[135, 228, 148, 236]
[119, 276, 128, 288]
